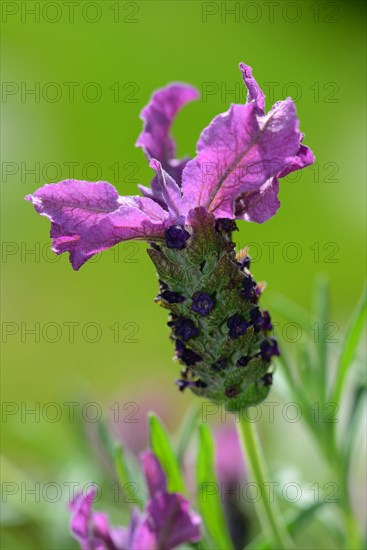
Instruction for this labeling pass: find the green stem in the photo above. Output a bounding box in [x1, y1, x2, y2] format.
[237, 418, 295, 550]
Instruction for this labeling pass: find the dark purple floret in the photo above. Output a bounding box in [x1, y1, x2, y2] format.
[176, 379, 194, 392]
[236, 356, 250, 367]
[225, 386, 240, 398]
[159, 280, 168, 290]
[212, 358, 228, 371]
[176, 379, 207, 392]
[262, 310, 273, 331]
[240, 254, 251, 270]
[170, 317, 199, 342]
[261, 372, 273, 386]
[160, 290, 186, 304]
[192, 292, 214, 316]
[250, 307, 264, 332]
[215, 218, 238, 233]
[260, 338, 280, 361]
[241, 276, 257, 300]
[175, 340, 202, 366]
[164, 225, 190, 249]
[175, 339, 185, 353]
[182, 349, 202, 366]
[227, 314, 250, 339]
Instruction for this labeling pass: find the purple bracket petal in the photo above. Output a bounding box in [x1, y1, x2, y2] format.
[148, 159, 183, 217]
[278, 141, 315, 178]
[134, 493, 201, 550]
[140, 450, 167, 498]
[182, 62, 314, 223]
[239, 62, 265, 112]
[26, 179, 173, 270]
[136, 83, 199, 200]
[136, 83, 199, 170]
[70, 487, 126, 550]
[182, 99, 301, 219]
[235, 177, 280, 223]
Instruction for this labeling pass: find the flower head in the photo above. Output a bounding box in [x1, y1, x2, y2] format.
[69, 452, 201, 550]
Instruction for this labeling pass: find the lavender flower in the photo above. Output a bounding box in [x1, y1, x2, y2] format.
[69, 486, 127, 550]
[26, 63, 314, 410]
[69, 451, 201, 550]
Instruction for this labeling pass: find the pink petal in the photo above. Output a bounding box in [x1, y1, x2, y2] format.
[26, 179, 173, 270]
[148, 159, 183, 217]
[235, 177, 280, 223]
[140, 451, 167, 498]
[134, 493, 201, 550]
[182, 99, 300, 219]
[136, 83, 199, 180]
[239, 62, 265, 112]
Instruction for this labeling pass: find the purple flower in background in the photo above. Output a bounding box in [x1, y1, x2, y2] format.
[139, 451, 201, 549]
[69, 486, 126, 550]
[215, 426, 246, 489]
[70, 452, 201, 550]
[26, 62, 313, 270]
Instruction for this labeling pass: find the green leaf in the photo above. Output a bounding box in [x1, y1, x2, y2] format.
[176, 401, 201, 464]
[343, 381, 367, 472]
[196, 423, 234, 550]
[148, 413, 186, 494]
[114, 444, 144, 506]
[268, 293, 314, 327]
[114, 444, 130, 487]
[331, 286, 366, 405]
[96, 417, 116, 459]
[313, 276, 329, 400]
[244, 500, 325, 549]
[275, 356, 309, 418]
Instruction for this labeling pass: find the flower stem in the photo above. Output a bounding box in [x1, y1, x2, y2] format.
[237, 418, 295, 550]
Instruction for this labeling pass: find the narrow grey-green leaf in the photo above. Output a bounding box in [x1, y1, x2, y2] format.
[244, 500, 325, 549]
[331, 287, 366, 404]
[343, 382, 366, 473]
[114, 445, 144, 506]
[176, 401, 201, 464]
[268, 293, 314, 327]
[148, 413, 186, 494]
[97, 418, 116, 459]
[313, 275, 329, 400]
[196, 423, 234, 550]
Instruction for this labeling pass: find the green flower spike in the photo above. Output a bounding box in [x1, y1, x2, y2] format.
[150, 208, 279, 412]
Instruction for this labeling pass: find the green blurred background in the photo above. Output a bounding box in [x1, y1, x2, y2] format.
[1, 1, 366, 548]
